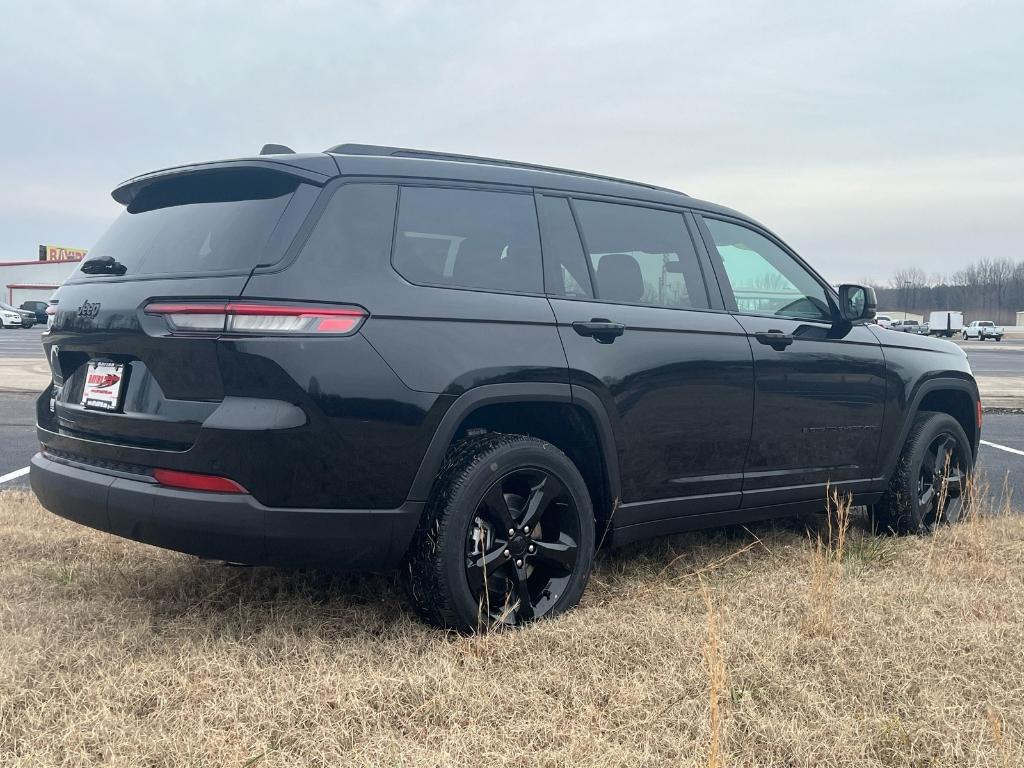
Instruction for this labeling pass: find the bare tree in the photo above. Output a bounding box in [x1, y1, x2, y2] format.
[873, 257, 1024, 325]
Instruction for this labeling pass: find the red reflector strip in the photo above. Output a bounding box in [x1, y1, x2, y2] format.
[153, 468, 248, 494]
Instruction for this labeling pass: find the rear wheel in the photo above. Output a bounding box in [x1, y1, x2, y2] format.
[405, 433, 595, 632]
[870, 412, 973, 534]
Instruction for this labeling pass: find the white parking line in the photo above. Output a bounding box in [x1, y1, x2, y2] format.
[0, 466, 29, 484]
[981, 440, 1024, 457]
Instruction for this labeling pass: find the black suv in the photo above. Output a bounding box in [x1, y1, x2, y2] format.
[20, 300, 50, 325]
[31, 144, 981, 630]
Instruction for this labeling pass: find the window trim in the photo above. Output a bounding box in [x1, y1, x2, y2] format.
[534, 192, 594, 299]
[556, 194, 714, 313]
[390, 183, 546, 297]
[695, 212, 840, 324]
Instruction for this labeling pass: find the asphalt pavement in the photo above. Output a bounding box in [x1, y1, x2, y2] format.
[0, 329, 1020, 509]
[0, 391, 1019, 507]
[0, 326, 48, 357]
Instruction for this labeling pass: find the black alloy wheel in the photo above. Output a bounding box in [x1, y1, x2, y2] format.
[915, 431, 967, 526]
[870, 411, 974, 534]
[405, 433, 595, 632]
[465, 468, 581, 625]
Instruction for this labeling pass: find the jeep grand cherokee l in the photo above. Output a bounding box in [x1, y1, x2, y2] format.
[31, 143, 981, 631]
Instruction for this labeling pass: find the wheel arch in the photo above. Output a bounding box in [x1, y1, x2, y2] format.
[881, 377, 980, 481]
[407, 383, 621, 526]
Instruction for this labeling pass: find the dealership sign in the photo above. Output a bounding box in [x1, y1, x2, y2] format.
[39, 244, 87, 262]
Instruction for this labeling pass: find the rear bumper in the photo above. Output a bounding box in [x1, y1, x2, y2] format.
[30, 453, 423, 570]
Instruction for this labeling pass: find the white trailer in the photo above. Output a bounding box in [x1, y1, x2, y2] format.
[928, 310, 964, 337]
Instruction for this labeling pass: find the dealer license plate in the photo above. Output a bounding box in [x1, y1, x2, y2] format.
[81, 361, 126, 412]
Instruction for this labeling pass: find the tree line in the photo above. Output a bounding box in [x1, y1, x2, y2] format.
[870, 258, 1024, 325]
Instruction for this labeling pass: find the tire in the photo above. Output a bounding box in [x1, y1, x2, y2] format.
[404, 433, 595, 632]
[870, 412, 974, 535]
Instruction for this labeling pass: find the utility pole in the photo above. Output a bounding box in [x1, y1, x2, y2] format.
[903, 280, 912, 321]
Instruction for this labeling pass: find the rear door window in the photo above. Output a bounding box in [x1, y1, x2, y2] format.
[571, 199, 708, 309]
[83, 169, 315, 277]
[392, 186, 543, 294]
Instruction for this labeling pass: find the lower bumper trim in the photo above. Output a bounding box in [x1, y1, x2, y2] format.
[30, 453, 422, 570]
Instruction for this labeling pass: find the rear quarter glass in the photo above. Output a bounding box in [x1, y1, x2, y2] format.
[77, 169, 319, 279]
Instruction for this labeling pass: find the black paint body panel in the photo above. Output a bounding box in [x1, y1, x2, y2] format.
[32, 151, 980, 568]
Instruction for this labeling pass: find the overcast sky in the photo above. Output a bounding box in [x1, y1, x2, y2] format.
[1, 0, 1021, 283]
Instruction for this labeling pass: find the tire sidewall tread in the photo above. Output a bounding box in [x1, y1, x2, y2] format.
[871, 411, 973, 534]
[404, 433, 595, 631]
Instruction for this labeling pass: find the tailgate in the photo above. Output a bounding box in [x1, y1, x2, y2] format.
[39, 166, 321, 450]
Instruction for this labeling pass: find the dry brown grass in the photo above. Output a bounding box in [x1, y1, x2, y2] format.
[2, 486, 1024, 767]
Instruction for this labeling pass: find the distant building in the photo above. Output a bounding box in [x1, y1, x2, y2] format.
[0, 245, 85, 304]
[1016, 310, 1024, 327]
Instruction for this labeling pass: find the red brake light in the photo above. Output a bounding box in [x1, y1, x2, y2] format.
[144, 301, 366, 335]
[153, 468, 248, 494]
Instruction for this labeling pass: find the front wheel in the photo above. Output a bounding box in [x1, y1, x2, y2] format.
[870, 412, 974, 534]
[405, 433, 595, 632]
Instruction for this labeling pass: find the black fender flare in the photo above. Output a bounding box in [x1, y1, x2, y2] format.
[878, 375, 980, 481]
[407, 382, 621, 503]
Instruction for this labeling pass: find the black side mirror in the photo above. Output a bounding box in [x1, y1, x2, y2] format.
[837, 284, 877, 322]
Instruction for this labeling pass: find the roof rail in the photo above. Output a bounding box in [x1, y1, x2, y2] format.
[325, 143, 686, 196]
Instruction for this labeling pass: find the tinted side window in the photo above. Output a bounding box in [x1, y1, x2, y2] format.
[702, 217, 831, 321]
[537, 195, 593, 298]
[392, 187, 543, 294]
[293, 182, 398, 277]
[572, 200, 708, 309]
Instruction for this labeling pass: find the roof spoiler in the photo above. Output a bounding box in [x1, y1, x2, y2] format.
[110, 159, 332, 205]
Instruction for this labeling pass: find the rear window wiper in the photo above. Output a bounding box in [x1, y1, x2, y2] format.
[80, 255, 127, 276]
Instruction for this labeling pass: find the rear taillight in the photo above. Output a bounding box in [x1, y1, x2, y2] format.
[144, 301, 366, 336]
[153, 468, 248, 494]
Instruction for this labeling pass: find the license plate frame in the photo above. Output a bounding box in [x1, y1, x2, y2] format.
[80, 361, 127, 412]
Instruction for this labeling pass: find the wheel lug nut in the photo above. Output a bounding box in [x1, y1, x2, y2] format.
[528, 544, 535, 553]
[503, 549, 510, 557]
[523, 526, 530, 534]
[516, 559, 523, 567]
[507, 528, 515, 536]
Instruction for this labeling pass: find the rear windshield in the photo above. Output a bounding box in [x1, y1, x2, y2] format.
[84, 170, 305, 277]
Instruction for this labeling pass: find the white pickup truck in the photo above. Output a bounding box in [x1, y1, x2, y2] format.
[962, 320, 1004, 341]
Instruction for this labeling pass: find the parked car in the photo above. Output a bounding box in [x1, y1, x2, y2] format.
[890, 319, 929, 335]
[0, 301, 35, 328]
[31, 144, 981, 631]
[19, 300, 49, 324]
[962, 320, 1003, 341]
[928, 310, 964, 338]
[874, 314, 893, 328]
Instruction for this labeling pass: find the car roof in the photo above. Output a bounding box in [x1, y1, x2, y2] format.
[112, 144, 759, 226]
[325, 144, 752, 222]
